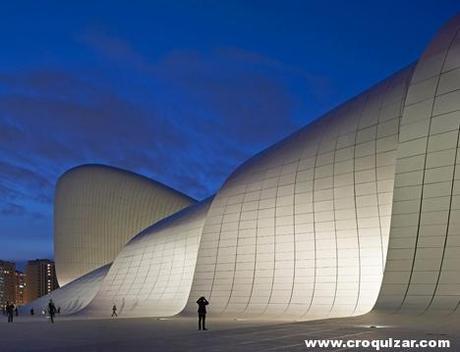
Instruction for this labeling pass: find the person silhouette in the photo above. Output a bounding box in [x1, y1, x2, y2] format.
[112, 304, 118, 317]
[196, 296, 209, 330]
[6, 302, 14, 323]
[30, 308, 34, 316]
[48, 299, 57, 323]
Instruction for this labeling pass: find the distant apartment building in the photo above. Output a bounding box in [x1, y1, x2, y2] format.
[0, 260, 16, 308]
[25, 259, 59, 303]
[15, 271, 26, 305]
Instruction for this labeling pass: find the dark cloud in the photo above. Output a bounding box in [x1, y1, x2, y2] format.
[0, 69, 192, 181]
[0, 32, 322, 251]
[0, 72, 179, 148]
[0, 203, 25, 216]
[0, 161, 51, 190]
[79, 31, 311, 145]
[160, 51, 304, 144]
[34, 193, 53, 204]
[0, 37, 312, 201]
[78, 30, 149, 70]
[0, 119, 23, 143]
[0, 69, 216, 201]
[0, 184, 21, 200]
[0, 161, 53, 219]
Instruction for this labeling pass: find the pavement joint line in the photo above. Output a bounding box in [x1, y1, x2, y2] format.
[236, 331, 333, 345]
[217, 326, 336, 338]
[262, 342, 306, 351]
[232, 326, 335, 334]
[234, 327, 356, 345]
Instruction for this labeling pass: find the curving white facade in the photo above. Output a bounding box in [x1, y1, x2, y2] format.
[54, 164, 195, 286]
[83, 199, 212, 317]
[26, 13, 460, 321]
[19, 264, 110, 316]
[374, 13, 460, 316]
[183, 65, 413, 320]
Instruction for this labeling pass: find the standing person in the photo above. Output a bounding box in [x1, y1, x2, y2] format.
[6, 303, 14, 323]
[196, 296, 209, 331]
[111, 304, 118, 318]
[30, 308, 34, 316]
[15, 307, 18, 316]
[48, 299, 57, 324]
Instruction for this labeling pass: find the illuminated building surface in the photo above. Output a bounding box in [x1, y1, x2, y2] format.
[22, 13, 460, 321]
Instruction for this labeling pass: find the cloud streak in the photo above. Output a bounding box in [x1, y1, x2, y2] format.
[0, 30, 324, 261]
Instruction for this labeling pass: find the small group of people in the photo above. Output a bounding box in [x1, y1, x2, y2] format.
[6, 296, 209, 327]
[109, 296, 210, 331]
[5, 299, 59, 324]
[3, 302, 18, 323]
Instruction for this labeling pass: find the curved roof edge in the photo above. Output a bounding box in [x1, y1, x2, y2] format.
[58, 163, 197, 203]
[226, 61, 418, 183]
[127, 195, 215, 246]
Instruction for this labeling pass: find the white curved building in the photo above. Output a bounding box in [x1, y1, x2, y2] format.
[27, 12, 460, 321]
[19, 264, 110, 316]
[83, 199, 212, 317]
[374, 13, 460, 316]
[54, 164, 195, 286]
[183, 64, 412, 320]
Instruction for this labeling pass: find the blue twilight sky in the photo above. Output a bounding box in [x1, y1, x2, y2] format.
[1, 1, 459, 262]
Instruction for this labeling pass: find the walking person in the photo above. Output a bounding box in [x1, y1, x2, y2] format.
[112, 304, 118, 318]
[48, 299, 57, 323]
[196, 296, 209, 331]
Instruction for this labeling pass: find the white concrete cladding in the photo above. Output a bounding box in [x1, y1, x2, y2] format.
[374, 13, 460, 315]
[185, 65, 415, 320]
[54, 164, 195, 286]
[78, 63, 414, 320]
[50, 13, 460, 321]
[83, 199, 212, 318]
[20, 264, 110, 316]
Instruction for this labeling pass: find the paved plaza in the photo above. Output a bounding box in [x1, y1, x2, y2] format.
[0, 314, 457, 351]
